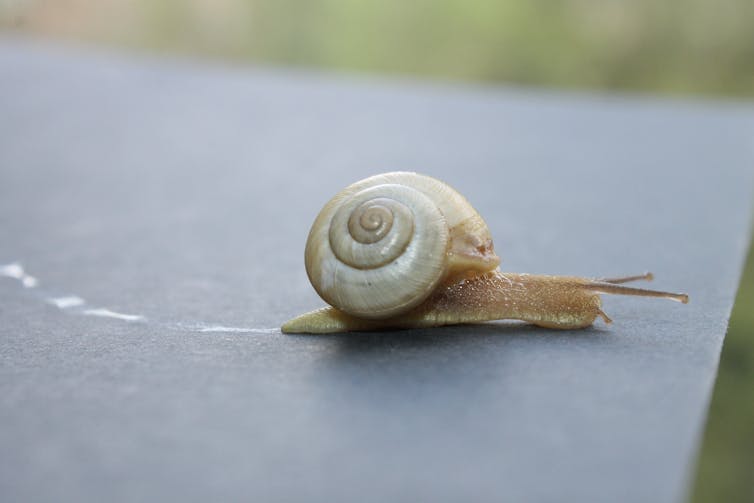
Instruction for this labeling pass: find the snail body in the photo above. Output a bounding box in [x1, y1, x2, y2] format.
[282, 172, 688, 334]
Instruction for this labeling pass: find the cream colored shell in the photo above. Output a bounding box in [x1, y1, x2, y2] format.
[304, 172, 500, 319]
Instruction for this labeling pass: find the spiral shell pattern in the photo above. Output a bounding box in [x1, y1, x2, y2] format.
[304, 172, 498, 319]
[305, 180, 451, 319]
[329, 187, 420, 270]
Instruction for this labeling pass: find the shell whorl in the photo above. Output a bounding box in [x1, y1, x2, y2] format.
[304, 172, 496, 319]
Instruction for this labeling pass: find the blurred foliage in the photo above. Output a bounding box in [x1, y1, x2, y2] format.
[692, 240, 754, 503]
[1, 1, 753, 501]
[1, 0, 753, 96]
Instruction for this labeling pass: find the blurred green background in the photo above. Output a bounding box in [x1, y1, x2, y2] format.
[1, 1, 752, 501]
[2, 0, 754, 96]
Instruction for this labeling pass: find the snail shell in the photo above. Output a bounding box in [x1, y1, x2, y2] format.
[284, 172, 688, 334]
[304, 172, 500, 319]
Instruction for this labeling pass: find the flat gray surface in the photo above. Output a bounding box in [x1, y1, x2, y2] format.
[1, 38, 753, 503]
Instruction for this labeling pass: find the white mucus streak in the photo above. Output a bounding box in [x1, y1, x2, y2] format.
[0, 263, 38, 288]
[5, 261, 274, 333]
[83, 308, 145, 322]
[195, 325, 279, 334]
[0, 263, 24, 278]
[48, 296, 86, 309]
[21, 276, 38, 288]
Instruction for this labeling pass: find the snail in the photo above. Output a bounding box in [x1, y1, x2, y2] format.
[282, 172, 688, 334]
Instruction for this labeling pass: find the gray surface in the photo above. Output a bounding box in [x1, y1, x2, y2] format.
[1, 37, 753, 503]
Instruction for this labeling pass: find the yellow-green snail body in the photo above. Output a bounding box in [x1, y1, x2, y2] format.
[282, 172, 688, 334]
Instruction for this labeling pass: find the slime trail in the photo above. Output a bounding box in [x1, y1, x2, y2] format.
[1, 261, 279, 335]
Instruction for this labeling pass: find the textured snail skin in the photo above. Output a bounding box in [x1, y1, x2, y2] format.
[283, 172, 688, 334]
[281, 272, 688, 333]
